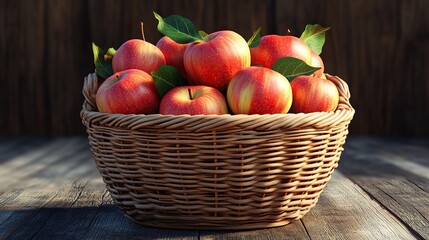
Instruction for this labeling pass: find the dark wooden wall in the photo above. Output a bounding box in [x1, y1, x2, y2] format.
[1, 0, 428, 136]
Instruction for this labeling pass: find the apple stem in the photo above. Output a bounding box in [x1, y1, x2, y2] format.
[113, 74, 120, 84]
[188, 88, 193, 100]
[286, 29, 291, 35]
[141, 22, 146, 41]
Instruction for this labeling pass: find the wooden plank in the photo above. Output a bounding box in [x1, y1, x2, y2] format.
[0, 182, 98, 240]
[78, 195, 199, 240]
[339, 137, 429, 239]
[44, 0, 93, 135]
[0, 138, 48, 163]
[62, 184, 198, 240]
[339, 137, 429, 184]
[0, 0, 47, 135]
[0, 188, 62, 239]
[300, 171, 416, 240]
[0, 181, 107, 239]
[410, 177, 429, 193]
[0, 189, 24, 225]
[22, 181, 109, 240]
[0, 137, 89, 190]
[359, 179, 429, 239]
[0, 181, 198, 240]
[14, 138, 104, 190]
[343, 136, 429, 170]
[0, 138, 31, 155]
[0, 138, 69, 169]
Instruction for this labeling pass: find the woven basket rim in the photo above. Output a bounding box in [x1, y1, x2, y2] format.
[81, 109, 353, 119]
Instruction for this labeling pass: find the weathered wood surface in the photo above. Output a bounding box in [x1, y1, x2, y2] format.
[339, 137, 429, 239]
[1, 1, 429, 136]
[0, 137, 428, 239]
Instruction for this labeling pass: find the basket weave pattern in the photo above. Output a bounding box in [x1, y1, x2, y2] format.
[81, 73, 354, 230]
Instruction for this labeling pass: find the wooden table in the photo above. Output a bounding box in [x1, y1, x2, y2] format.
[0, 136, 428, 239]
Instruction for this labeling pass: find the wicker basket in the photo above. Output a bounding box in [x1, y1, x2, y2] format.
[81, 72, 354, 230]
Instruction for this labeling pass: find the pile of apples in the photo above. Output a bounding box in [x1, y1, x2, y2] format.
[94, 13, 339, 115]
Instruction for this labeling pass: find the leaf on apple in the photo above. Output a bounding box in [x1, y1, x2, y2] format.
[299, 24, 331, 55]
[151, 65, 188, 98]
[92, 42, 115, 79]
[104, 47, 116, 61]
[272, 57, 321, 81]
[247, 27, 261, 48]
[153, 12, 204, 44]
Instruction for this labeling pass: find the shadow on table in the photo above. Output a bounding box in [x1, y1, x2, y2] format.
[1, 205, 311, 240]
[0, 205, 198, 239]
[338, 136, 429, 181]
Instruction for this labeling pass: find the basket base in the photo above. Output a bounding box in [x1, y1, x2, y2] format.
[124, 212, 307, 230]
[128, 217, 299, 230]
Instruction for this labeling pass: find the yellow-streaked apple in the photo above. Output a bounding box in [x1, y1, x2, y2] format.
[310, 50, 324, 77]
[227, 66, 293, 114]
[290, 75, 339, 113]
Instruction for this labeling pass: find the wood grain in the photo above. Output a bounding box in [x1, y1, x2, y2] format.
[362, 180, 429, 239]
[301, 171, 415, 240]
[0, 188, 60, 239]
[339, 136, 429, 239]
[0, 137, 103, 191]
[0, 181, 199, 240]
[0, 175, 416, 240]
[1, 137, 427, 239]
[0, 0, 428, 136]
[339, 136, 429, 182]
[0, 0, 46, 135]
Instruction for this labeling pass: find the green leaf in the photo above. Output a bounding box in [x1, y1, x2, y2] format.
[299, 24, 331, 55]
[92, 42, 114, 79]
[272, 57, 321, 81]
[247, 27, 261, 48]
[151, 65, 188, 97]
[104, 47, 116, 61]
[153, 12, 204, 44]
[198, 30, 208, 38]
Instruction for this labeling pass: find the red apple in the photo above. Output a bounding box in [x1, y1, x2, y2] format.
[290, 75, 339, 113]
[310, 50, 324, 77]
[226, 66, 293, 114]
[96, 69, 160, 114]
[250, 35, 312, 68]
[183, 30, 251, 92]
[156, 36, 190, 78]
[112, 39, 166, 74]
[160, 86, 228, 115]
